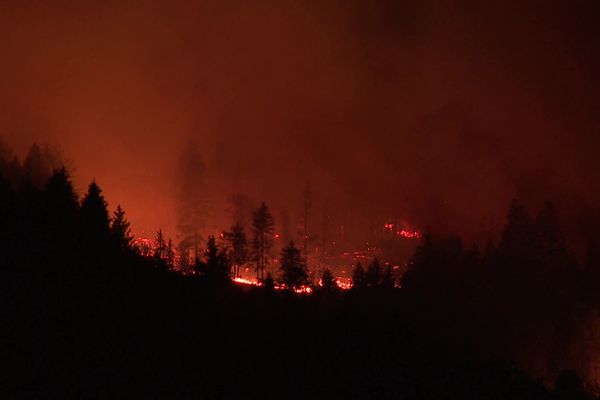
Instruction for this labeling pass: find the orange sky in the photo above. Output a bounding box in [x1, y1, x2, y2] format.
[2, 0, 600, 244]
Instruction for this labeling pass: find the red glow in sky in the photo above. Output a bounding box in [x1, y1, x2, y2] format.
[1, 1, 600, 246]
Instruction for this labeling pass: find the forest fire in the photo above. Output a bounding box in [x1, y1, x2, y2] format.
[3, 0, 600, 397]
[397, 229, 422, 239]
[134, 222, 422, 293]
[233, 277, 313, 293]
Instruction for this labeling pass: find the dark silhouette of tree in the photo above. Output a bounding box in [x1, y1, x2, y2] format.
[110, 205, 133, 252]
[80, 181, 110, 239]
[351, 262, 366, 290]
[44, 167, 79, 215]
[366, 258, 382, 288]
[79, 181, 111, 266]
[153, 229, 167, 269]
[279, 241, 309, 290]
[224, 222, 248, 278]
[204, 235, 230, 282]
[1, 158, 595, 400]
[320, 268, 337, 293]
[36, 168, 80, 269]
[251, 202, 274, 281]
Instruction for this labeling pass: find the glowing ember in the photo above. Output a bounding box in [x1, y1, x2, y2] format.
[232, 277, 315, 293]
[233, 277, 262, 286]
[397, 229, 421, 239]
[336, 277, 353, 290]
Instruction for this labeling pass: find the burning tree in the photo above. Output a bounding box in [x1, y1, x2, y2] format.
[153, 229, 174, 271]
[251, 202, 274, 281]
[154, 229, 166, 259]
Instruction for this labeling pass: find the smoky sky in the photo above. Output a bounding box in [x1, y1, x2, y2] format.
[1, 0, 600, 242]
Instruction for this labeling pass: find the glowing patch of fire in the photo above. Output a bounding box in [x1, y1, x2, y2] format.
[397, 229, 421, 239]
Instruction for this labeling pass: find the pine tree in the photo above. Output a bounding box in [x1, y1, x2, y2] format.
[45, 167, 78, 210]
[204, 235, 230, 281]
[251, 202, 274, 281]
[80, 181, 110, 238]
[110, 205, 133, 252]
[154, 229, 166, 258]
[80, 182, 110, 251]
[153, 229, 167, 268]
[279, 242, 309, 290]
[320, 268, 338, 292]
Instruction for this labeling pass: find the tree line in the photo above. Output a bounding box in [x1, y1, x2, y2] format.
[2, 142, 599, 399]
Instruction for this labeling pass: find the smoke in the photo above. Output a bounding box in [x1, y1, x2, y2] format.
[1, 0, 599, 244]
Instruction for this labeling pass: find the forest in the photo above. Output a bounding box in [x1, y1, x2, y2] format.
[2, 143, 600, 399]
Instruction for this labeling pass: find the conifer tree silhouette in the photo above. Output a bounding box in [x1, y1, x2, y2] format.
[251, 202, 274, 281]
[110, 205, 133, 252]
[279, 241, 309, 290]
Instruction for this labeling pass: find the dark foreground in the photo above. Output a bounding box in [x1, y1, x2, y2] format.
[1, 169, 598, 398]
[1, 264, 593, 399]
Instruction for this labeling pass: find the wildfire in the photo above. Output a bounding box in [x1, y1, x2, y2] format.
[232, 276, 315, 293]
[396, 229, 421, 239]
[233, 276, 261, 286]
[234, 275, 353, 292]
[135, 223, 420, 293]
[335, 277, 353, 290]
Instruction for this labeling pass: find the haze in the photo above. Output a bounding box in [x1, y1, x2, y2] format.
[2, 0, 599, 244]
